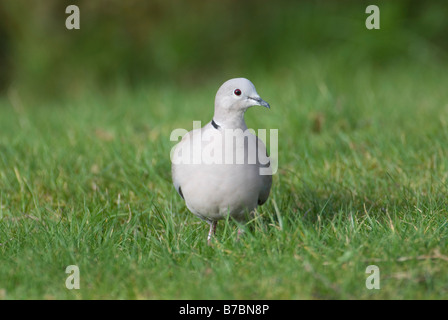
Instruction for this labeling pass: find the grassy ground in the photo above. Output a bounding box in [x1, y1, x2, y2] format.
[0, 54, 448, 299]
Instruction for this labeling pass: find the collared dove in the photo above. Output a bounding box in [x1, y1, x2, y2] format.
[171, 78, 272, 243]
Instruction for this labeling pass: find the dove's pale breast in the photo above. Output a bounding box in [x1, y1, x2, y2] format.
[171, 122, 271, 221]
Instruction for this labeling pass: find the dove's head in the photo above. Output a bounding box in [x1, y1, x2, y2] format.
[214, 78, 270, 112]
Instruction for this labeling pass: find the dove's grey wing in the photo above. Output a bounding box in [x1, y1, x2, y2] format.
[171, 130, 194, 200]
[171, 162, 184, 199]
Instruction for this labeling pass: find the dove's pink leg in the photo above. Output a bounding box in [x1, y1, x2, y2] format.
[207, 221, 217, 244]
[237, 228, 244, 241]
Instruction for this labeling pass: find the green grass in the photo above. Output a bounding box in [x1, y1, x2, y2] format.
[1, 55, 448, 299]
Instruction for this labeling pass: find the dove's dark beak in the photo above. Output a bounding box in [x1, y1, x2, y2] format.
[249, 96, 270, 109]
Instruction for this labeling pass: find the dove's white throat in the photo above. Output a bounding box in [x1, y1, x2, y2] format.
[212, 108, 248, 130]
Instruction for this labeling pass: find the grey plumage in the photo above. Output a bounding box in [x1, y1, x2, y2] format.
[171, 78, 272, 243]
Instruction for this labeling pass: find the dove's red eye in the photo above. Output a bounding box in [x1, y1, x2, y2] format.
[234, 89, 242, 96]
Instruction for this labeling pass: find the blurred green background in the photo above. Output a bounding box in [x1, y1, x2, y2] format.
[1, 0, 448, 300]
[0, 0, 447, 103]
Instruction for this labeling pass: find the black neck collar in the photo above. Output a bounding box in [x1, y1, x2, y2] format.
[211, 119, 221, 130]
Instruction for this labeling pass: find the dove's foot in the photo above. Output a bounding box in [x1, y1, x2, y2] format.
[236, 227, 244, 241]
